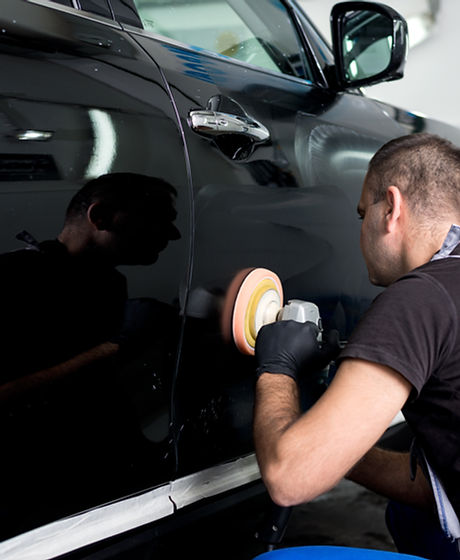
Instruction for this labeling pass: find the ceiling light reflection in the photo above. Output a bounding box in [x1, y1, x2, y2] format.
[85, 108, 117, 179]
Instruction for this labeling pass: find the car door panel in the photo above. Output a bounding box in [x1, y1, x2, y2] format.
[120, 1, 410, 478]
[0, 0, 191, 540]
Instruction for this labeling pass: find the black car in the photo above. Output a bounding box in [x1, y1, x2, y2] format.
[1, 1, 460, 559]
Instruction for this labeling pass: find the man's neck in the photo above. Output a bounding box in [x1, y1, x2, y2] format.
[404, 221, 458, 272]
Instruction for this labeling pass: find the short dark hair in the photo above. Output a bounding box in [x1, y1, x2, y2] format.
[367, 133, 460, 218]
[65, 173, 177, 222]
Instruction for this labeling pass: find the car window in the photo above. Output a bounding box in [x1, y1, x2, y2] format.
[293, 2, 334, 68]
[79, 0, 113, 18]
[131, 0, 313, 81]
[45, 0, 113, 18]
[47, 0, 73, 6]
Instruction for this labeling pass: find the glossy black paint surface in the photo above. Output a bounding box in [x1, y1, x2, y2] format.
[2, 0, 460, 554]
[0, 0, 191, 539]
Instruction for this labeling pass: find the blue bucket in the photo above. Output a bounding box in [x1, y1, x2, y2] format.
[253, 546, 426, 559]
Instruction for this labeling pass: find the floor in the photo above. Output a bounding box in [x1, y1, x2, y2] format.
[282, 481, 396, 552]
[154, 479, 396, 559]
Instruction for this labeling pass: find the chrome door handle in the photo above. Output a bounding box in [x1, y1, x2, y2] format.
[188, 110, 270, 143]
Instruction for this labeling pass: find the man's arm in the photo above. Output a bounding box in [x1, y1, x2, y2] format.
[254, 357, 412, 507]
[0, 297, 171, 404]
[0, 341, 119, 404]
[346, 446, 434, 510]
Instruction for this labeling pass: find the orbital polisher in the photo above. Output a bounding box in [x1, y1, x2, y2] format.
[221, 267, 322, 355]
[221, 267, 327, 550]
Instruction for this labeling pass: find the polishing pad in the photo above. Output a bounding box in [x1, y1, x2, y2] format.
[222, 268, 283, 355]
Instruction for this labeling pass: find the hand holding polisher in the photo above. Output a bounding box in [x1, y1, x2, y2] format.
[221, 268, 340, 551]
[221, 268, 340, 376]
[221, 267, 323, 355]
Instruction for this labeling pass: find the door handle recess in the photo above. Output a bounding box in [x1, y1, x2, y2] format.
[189, 110, 270, 143]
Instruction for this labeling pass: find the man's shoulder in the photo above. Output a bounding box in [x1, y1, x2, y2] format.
[393, 257, 460, 303]
[0, 248, 45, 295]
[0, 240, 64, 278]
[0, 247, 41, 265]
[362, 267, 457, 336]
[375, 269, 452, 316]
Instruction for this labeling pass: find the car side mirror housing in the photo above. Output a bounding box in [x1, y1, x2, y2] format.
[330, 1, 408, 90]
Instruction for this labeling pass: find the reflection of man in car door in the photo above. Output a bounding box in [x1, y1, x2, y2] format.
[0, 172, 180, 400]
[0, 172, 180, 536]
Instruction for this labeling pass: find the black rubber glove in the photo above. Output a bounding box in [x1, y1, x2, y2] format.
[255, 320, 340, 382]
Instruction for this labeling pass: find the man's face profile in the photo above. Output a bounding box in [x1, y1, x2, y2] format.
[108, 201, 180, 266]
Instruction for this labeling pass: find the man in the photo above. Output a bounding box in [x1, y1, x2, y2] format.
[0, 172, 180, 537]
[254, 133, 460, 559]
[0, 171, 180, 399]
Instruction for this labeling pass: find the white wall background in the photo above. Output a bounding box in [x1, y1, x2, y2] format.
[301, 0, 460, 128]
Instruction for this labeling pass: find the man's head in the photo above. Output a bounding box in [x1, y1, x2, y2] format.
[358, 133, 460, 286]
[366, 133, 460, 219]
[61, 173, 180, 265]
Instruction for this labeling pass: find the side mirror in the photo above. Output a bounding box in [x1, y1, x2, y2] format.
[330, 1, 408, 89]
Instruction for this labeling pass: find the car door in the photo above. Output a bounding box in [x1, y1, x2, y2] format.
[111, 0, 416, 479]
[0, 0, 191, 543]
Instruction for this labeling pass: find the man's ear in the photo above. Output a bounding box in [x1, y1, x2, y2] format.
[384, 186, 403, 233]
[87, 202, 113, 231]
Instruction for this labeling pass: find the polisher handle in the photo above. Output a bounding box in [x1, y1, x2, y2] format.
[255, 503, 293, 550]
[278, 300, 322, 340]
[278, 300, 321, 325]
